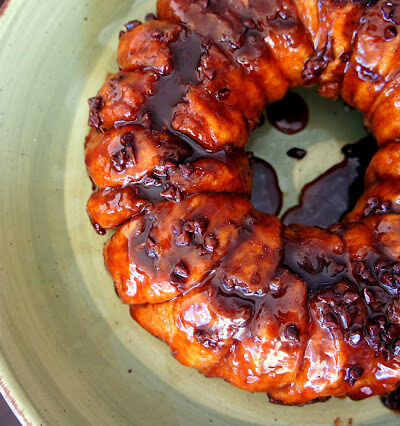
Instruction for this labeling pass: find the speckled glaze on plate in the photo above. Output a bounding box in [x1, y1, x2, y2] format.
[0, 0, 399, 424]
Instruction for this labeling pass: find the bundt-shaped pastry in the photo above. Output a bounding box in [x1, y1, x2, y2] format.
[85, 0, 400, 405]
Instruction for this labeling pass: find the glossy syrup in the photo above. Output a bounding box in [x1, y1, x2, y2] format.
[139, 28, 204, 130]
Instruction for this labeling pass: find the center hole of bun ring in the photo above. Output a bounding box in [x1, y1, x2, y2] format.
[246, 87, 376, 228]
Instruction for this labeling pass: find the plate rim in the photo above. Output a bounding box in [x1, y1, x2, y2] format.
[0, 1, 46, 425]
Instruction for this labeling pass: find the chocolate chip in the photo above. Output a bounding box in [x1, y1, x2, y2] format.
[363, 287, 376, 304]
[387, 324, 400, 340]
[336, 307, 351, 330]
[173, 262, 189, 279]
[269, 281, 286, 298]
[243, 213, 258, 229]
[340, 51, 351, 63]
[204, 234, 218, 253]
[375, 257, 389, 272]
[357, 65, 380, 82]
[172, 221, 183, 235]
[197, 245, 209, 256]
[347, 330, 362, 347]
[160, 186, 176, 200]
[175, 231, 192, 246]
[160, 186, 182, 202]
[141, 112, 152, 127]
[354, 261, 374, 282]
[124, 20, 142, 31]
[228, 34, 244, 49]
[367, 323, 380, 343]
[178, 163, 193, 178]
[216, 88, 231, 101]
[345, 365, 363, 386]
[121, 131, 135, 146]
[243, 19, 256, 29]
[287, 147, 307, 159]
[202, 67, 215, 80]
[197, 0, 209, 8]
[194, 218, 209, 236]
[324, 312, 339, 328]
[88, 96, 104, 128]
[143, 175, 161, 187]
[111, 147, 133, 172]
[384, 25, 397, 40]
[184, 220, 195, 233]
[155, 159, 177, 175]
[224, 143, 234, 154]
[376, 315, 387, 330]
[151, 29, 164, 41]
[381, 2, 399, 24]
[284, 324, 300, 342]
[363, 197, 379, 216]
[145, 236, 156, 256]
[376, 200, 392, 214]
[392, 339, 400, 357]
[343, 292, 359, 304]
[201, 37, 213, 49]
[379, 271, 399, 295]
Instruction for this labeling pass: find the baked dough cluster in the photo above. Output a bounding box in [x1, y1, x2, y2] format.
[85, 0, 400, 405]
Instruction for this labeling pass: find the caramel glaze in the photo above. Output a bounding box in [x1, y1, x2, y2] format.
[85, 0, 400, 407]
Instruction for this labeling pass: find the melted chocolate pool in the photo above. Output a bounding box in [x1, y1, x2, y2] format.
[266, 92, 309, 134]
[250, 157, 282, 215]
[282, 136, 378, 228]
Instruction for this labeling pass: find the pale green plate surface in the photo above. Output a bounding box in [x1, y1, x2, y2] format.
[0, 0, 399, 424]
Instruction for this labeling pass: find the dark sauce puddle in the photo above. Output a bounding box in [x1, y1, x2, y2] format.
[250, 157, 282, 215]
[266, 92, 309, 134]
[282, 135, 378, 228]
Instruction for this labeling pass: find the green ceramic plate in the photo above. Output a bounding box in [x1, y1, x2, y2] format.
[0, 0, 398, 424]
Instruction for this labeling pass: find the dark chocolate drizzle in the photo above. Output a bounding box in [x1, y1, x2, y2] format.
[139, 28, 204, 130]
